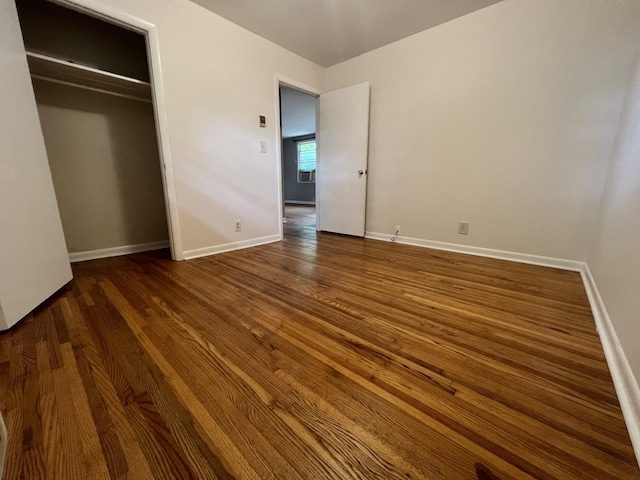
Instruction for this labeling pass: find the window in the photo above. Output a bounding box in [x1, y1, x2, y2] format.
[297, 140, 316, 183]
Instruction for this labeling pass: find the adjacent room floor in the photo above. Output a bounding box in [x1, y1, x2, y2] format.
[284, 203, 316, 238]
[0, 211, 638, 479]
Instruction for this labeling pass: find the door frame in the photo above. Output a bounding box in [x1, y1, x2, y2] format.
[47, 0, 184, 260]
[273, 75, 321, 239]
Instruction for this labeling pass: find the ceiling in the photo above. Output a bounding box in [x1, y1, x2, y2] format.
[280, 86, 316, 139]
[190, 0, 504, 67]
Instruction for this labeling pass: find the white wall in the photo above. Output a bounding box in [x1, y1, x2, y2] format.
[68, 0, 324, 257]
[50, 0, 639, 262]
[33, 79, 169, 253]
[324, 0, 640, 261]
[588, 46, 640, 385]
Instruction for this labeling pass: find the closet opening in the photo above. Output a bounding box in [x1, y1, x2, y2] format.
[16, 0, 180, 261]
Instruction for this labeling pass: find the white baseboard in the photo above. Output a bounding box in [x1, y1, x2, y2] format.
[366, 231, 640, 465]
[285, 200, 316, 205]
[183, 234, 281, 260]
[69, 240, 169, 263]
[0, 407, 6, 480]
[364, 232, 583, 271]
[365, 231, 639, 465]
[581, 265, 640, 467]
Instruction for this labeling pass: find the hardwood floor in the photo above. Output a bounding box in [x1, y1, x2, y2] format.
[0, 206, 638, 479]
[284, 204, 316, 235]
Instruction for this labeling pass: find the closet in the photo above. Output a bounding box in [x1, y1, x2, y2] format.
[16, 0, 170, 262]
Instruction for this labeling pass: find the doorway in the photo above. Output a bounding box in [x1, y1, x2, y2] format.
[278, 81, 371, 240]
[279, 84, 318, 237]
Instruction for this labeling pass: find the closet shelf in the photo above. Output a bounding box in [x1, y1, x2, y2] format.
[26, 52, 152, 102]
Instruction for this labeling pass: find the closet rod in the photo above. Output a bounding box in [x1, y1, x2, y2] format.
[30, 74, 152, 103]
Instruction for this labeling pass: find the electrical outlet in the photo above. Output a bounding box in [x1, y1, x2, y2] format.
[458, 221, 469, 235]
[259, 140, 266, 153]
[395, 225, 401, 233]
[235, 220, 242, 232]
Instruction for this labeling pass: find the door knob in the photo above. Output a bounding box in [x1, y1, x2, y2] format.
[358, 169, 365, 176]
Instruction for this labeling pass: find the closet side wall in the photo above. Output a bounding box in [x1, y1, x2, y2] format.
[33, 79, 168, 254]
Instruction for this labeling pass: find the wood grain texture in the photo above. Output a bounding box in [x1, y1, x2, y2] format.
[0, 205, 637, 479]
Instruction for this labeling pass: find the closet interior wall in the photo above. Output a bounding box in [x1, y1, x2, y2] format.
[16, 0, 169, 261]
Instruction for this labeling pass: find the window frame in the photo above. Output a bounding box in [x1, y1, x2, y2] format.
[296, 139, 316, 184]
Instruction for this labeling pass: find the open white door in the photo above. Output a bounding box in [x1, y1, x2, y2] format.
[316, 82, 370, 236]
[0, 0, 72, 330]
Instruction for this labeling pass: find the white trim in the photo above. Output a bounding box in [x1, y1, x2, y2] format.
[366, 230, 640, 465]
[277, 78, 321, 97]
[183, 234, 281, 260]
[51, 0, 184, 261]
[581, 265, 640, 468]
[285, 200, 316, 205]
[365, 232, 583, 271]
[0, 409, 6, 480]
[69, 241, 169, 263]
[146, 25, 183, 260]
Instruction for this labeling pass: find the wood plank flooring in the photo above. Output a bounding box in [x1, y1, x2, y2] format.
[0, 204, 638, 479]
